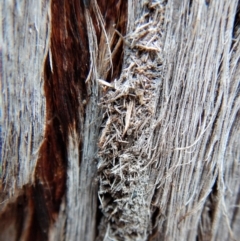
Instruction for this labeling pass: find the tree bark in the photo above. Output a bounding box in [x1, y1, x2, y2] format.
[1, 0, 240, 241]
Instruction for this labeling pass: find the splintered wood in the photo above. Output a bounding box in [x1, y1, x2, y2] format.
[97, 2, 165, 240]
[123, 101, 133, 137]
[97, 0, 240, 240]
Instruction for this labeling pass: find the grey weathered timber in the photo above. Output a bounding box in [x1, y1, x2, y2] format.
[96, 1, 240, 240]
[1, 0, 50, 193]
[0, 0, 240, 241]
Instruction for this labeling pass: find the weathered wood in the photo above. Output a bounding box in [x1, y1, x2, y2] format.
[1, 0, 49, 192]
[1, 0, 240, 241]
[1, 0, 127, 240]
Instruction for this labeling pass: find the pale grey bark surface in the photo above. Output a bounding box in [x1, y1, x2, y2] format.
[1, 0, 240, 241]
[148, 1, 240, 240]
[1, 0, 50, 192]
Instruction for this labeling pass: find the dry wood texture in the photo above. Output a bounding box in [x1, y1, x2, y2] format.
[1, 0, 240, 241]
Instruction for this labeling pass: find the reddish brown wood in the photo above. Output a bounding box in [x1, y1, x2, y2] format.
[0, 0, 128, 240]
[34, 0, 89, 237]
[91, 0, 128, 81]
[1, 0, 240, 240]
